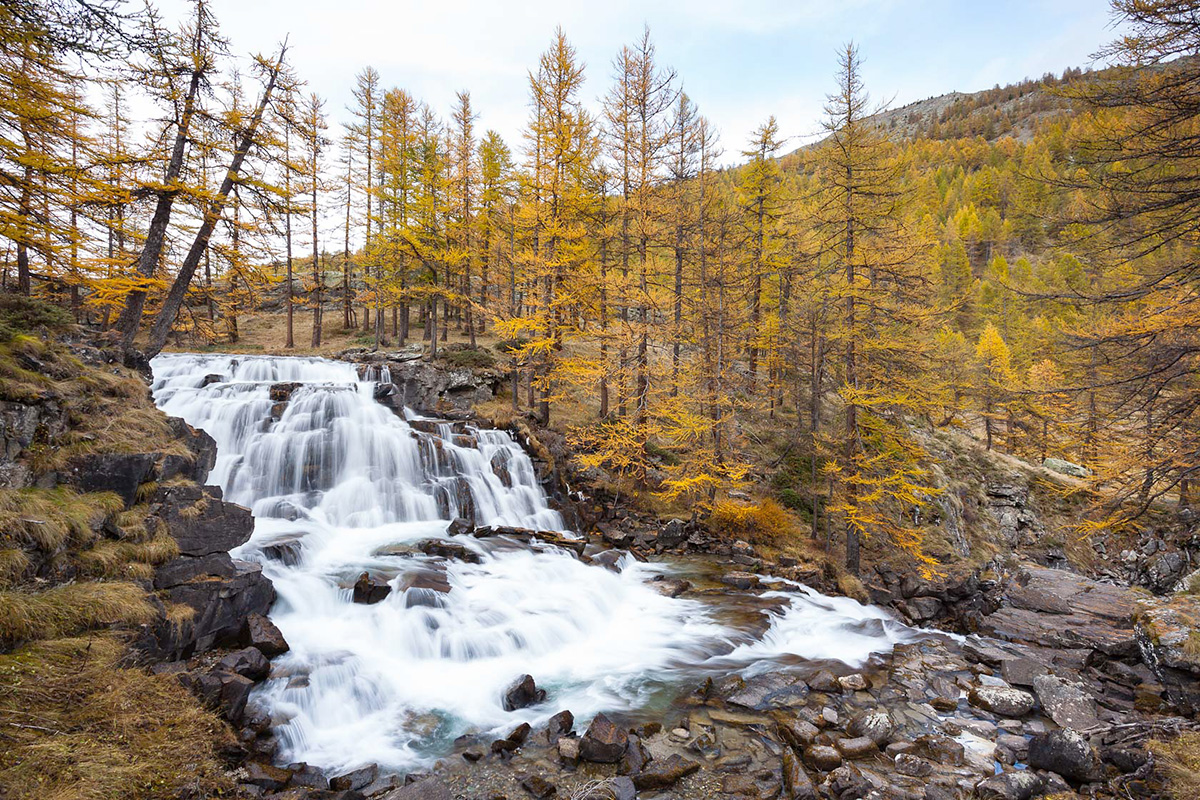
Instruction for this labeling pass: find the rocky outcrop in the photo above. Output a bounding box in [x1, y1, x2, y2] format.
[1135, 596, 1200, 713]
[0, 396, 65, 487]
[343, 350, 501, 413]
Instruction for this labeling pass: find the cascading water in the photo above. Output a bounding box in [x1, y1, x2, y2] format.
[151, 353, 919, 774]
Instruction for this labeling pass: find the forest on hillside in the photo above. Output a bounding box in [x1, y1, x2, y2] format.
[2, 0, 1198, 577]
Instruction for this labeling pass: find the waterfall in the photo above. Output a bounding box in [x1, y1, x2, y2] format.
[151, 353, 918, 775]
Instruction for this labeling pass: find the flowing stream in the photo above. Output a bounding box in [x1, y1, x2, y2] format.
[151, 353, 918, 774]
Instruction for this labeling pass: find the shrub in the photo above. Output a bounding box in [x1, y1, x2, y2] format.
[708, 497, 794, 545]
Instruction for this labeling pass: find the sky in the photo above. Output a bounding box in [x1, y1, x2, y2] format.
[154, 0, 1120, 161]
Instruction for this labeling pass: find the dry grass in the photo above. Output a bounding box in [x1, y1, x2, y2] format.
[1151, 732, 1200, 798]
[0, 634, 236, 800]
[0, 488, 123, 552]
[74, 532, 179, 580]
[0, 582, 155, 649]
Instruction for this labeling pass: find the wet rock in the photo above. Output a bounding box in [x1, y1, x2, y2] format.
[620, 734, 650, 774]
[633, 753, 700, 790]
[353, 572, 392, 604]
[726, 671, 810, 710]
[330, 765, 379, 792]
[722, 571, 760, 590]
[837, 673, 868, 692]
[975, 770, 1043, 800]
[1027, 729, 1103, 784]
[546, 709, 574, 743]
[269, 382, 302, 402]
[218, 647, 270, 681]
[835, 736, 878, 759]
[261, 537, 305, 566]
[557, 736, 580, 762]
[968, 684, 1035, 717]
[895, 753, 933, 777]
[519, 773, 556, 799]
[912, 734, 965, 766]
[416, 538, 482, 564]
[803, 744, 843, 771]
[503, 674, 546, 711]
[580, 712, 628, 763]
[590, 550, 624, 571]
[782, 748, 817, 799]
[825, 764, 870, 800]
[446, 516, 473, 536]
[242, 613, 289, 657]
[807, 670, 841, 693]
[507, 722, 532, 746]
[1031, 674, 1101, 730]
[776, 714, 821, 750]
[649, 576, 691, 597]
[847, 709, 893, 745]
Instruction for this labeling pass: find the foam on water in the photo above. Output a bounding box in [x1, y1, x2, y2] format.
[151, 352, 918, 774]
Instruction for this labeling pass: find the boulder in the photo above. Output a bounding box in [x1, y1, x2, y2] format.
[847, 709, 894, 745]
[218, 647, 270, 681]
[803, 744, 842, 771]
[895, 753, 933, 777]
[633, 754, 700, 790]
[416, 538, 482, 564]
[242, 613, 289, 657]
[1031, 675, 1101, 730]
[66, 452, 156, 506]
[1027, 729, 1103, 784]
[776, 714, 820, 750]
[519, 774, 557, 799]
[546, 709, 574, 743]
[330, 765, 379, 792]
[353, 572, 392, 604]
[975, 770, 1043, 800]
[502, 674, 546, 712]
[158, 484, 255, 556]
[782, 748, 816, 799]
[243, 761, 293, 792]
[1042, 457, 1089, 478]
[835, 736, 878, 759]
[446, 516, 473, 536]
[968, 684, 1035, 717]
[609, 776, 637, 800]
[579, 712, 627, 763]
[721, 571, 760, 590]
[807, 670, 841, 693]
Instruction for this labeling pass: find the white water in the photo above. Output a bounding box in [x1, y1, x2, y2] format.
[151, 353, 918, 774]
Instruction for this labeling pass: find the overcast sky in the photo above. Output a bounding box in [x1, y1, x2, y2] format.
[155, 0, 1119, 161]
